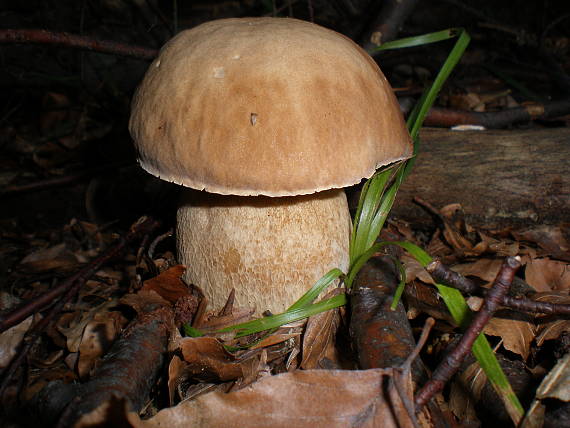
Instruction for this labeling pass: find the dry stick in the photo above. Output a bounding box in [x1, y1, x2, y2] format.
[0, 217, 160, 334]
[427, 259, 570, 315]
[414, 256, 522, 409]
[0, 29, 158, 60]
[422, 99, 570, 128]
[361, 0, 420, 53]
[0, 162, 132, 198]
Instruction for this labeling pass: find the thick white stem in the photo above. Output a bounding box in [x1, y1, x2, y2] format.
[177, 189, 351, 315]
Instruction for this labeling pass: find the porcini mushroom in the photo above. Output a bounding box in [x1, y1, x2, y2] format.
[129, 17, 412, 315]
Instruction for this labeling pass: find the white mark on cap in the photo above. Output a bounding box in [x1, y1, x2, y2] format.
[250, 113, 258, 126]
[213, 67, 225, 78]
[155, 59, 161, 68]
[232, 54, 241, 60]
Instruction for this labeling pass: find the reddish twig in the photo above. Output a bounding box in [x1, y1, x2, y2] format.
[415, 256, 522, 408]
[0, 217, 160, 334]
[426, 258, 570, 315]
[0, 29, 158, 60]
[422, 99, 570, 128]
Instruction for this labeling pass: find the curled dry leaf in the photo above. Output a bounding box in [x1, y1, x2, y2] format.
[522, 353, 570, 427]
[0, 315, 33, 368]
[141, 265, 190, 304]
[513, 226, 570, 262]
[179, 336, 243, 381]
[301, 288, 343, 369]
[533, 293, 570, 346]
[19, 242, 80, 273]
[77, 311, 125, 379]
[56, 300, 118, 353]
[524, 258, 570, 292]
[452, 258, 504, 284]
[449, 361, 486, 425]
[133, 368, 417, 428]
[484, 311, 536, 360]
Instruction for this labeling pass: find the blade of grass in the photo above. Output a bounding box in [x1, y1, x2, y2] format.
[387, 241, 524, 419]
[219, 294, 347, 338]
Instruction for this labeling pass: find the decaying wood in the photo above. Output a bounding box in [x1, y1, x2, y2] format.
[392, 127, 570, 229]
[350, 256, 426, 381]
[35, 306, 173, 428]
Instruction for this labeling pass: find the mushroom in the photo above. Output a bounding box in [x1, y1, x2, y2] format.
[129, 18, 412, 316]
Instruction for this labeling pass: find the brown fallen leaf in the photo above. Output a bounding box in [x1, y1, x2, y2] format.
[141, 265, 190, 304]
[524, 258, 570, 291]
[0, 315, 33, 368]
[522, 353, 570, 427]
[301, 288, 343, 369]
[77, 311, 125, 379]
[531, 292, 570, 346]
[484, 311, 536, 360]
[179, 336, 243, 382]
[513, 226, 570, 262]
[136, 368, 418, 428]
[452, 258, 504, 283]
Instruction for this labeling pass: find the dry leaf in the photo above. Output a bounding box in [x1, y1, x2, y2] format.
[77, 311, 124, 378]
[532, 293, 570, 345]
[0, 315, 33, 368]
[141, 265, 189, 304]
[449, 361, 486, 424]
[513, 226, 570, 261]
[522, 353, 570, 427]
[301, 288, 342, 369]
[453, 258, 504, 283]
[135, 368, 417, 428]
[525, 258, 570, 291]
[179, 337, 243, 381]
[485, 312, 536, 360]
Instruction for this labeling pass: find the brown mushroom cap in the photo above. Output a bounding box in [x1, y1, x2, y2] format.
[129, 17, 412, 197]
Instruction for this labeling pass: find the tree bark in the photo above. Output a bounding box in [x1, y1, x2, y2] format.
[391, 127, 570, 230]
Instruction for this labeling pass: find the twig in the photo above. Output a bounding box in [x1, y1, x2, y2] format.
[0, 29, 158, 60]
[0, 162, 131, 198]
[415, 257, 522, 408]
[0, 217, 160, 334]
[426, 258, 570, 315]
[422, 99, 570, 128]
[360, 0, 420, 54]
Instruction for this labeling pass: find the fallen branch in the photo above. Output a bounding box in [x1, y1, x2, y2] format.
[360, 0, 420, 53]
[426, 259, 570, 315]
[415, 256, 522, 408]
[0, 216, 160, 334]
[422, 99, 570, 128]
[38, 306, 174, 428]
[0, 29, 158, 60]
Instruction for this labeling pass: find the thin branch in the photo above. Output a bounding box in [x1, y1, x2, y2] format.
[415, 256, 522, 408]
[0, 29, 158, 60]
[422, 99, 570, 128]
[426, 258, 570, 315]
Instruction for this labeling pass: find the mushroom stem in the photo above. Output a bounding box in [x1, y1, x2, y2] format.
[177, 189, 351, 315]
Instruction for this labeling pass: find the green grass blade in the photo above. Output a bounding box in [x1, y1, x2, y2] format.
[218, 294, 347, 337]
[375, 28, 463, 51]
[407, 29, 471, 139]
[287, 268, 344, 311]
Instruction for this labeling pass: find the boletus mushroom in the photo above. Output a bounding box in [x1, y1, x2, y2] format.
[129, 18, 412, 316]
